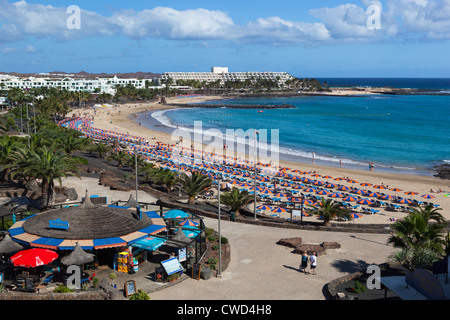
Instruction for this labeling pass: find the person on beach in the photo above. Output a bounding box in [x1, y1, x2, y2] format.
[309, 252, 317, 275]
[300, 251, 308, 273]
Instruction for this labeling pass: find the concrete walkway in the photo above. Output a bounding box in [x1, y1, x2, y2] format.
[149, 217, 395, 300]
[61, 176, 395, 300]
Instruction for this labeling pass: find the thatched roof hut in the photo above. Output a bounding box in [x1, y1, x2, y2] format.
[8, 190, 166, 251]
[60, 242, 95, 266]
[0, 233, 25, 254]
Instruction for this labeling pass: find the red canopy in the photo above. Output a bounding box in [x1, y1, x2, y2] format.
[10, 248, 58, 268]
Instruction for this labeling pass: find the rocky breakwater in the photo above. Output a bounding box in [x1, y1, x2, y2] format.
[163, 103, 295, 109]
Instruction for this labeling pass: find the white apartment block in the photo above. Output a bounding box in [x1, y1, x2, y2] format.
[0, 75, 153, 94]
[161, 67, 294, 87]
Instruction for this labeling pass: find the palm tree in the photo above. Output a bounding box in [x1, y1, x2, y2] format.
[10, 146, 80, 208]
[410, 204, 446, 225]
[107, 149, 128, 167]
[178, 171, 212, 204]
[220, 187, 253, 221]
[387, 211, 446, 255]
[0, 135, 22, 182]
[153, 168, 178, 192]
[92, 141, 111, 159]
[308, 198, 352, 226]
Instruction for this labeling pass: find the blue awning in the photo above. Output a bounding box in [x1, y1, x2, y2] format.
[131, 236, 167, 251]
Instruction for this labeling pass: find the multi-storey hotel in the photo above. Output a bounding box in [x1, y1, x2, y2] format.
[0, 67, 294, 94]
[161, 67, 294, 86]
[0, 75, 151, 95]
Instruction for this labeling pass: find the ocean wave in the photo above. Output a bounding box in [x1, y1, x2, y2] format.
[150, 109, 420, 171]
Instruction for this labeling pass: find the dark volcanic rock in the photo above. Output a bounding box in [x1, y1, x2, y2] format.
[434, 164, 450, 180]
[277, 237, 302, 248]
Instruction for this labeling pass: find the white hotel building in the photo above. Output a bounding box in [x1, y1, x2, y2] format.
[0, 75, 150, 94]
[161, 67, 294, 86]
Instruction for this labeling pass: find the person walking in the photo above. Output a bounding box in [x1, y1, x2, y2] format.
[299, 251, 308, 273]
[309, 252, 317, 275]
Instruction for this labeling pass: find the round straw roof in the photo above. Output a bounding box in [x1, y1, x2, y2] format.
[21, 191, 154, 240]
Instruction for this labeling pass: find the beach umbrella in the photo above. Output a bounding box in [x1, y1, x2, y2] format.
[351, 213, 362, 219]
[287, 197, 302, 202]
[310, 174, 321, 178]
[367, 192, 381, 198]
[390, 188, 403, 193]
[257, 205, 272, 211]
[10, 248, 58, 268]
[357, 198, 373, 205]
[404, 191, 419, 196]
[303, 187, 317, 193]
[302, 199, 315, 205]
[271, 207, 287, 213]
[273, 192, 288, 198]
[322, 176, 333, 179]
[338, 186, 351, 191]
[313, 181, 325, 186]
[380, 194, 395, 201]
[397, 198, 413, 204]
[325, 183, 337, 188]
[360, 182, 372, 187]
[373, 185, 387, 190]
[179, 219, 199, 227]
[317, 190, 331, 196]
[163, 209, 190, 219]
[343, 196, 358, 202]
[353, 189, 366, 195]
[421, 194, 435, 199]
[260, 188, 273, 194]
[347, 180, 359, 184]
[329, 192, 343, 198]
[334, 177, 345, 181]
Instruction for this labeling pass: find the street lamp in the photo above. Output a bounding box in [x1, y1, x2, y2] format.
[253, 130, 259, 220]
[217, 174, 222, 277]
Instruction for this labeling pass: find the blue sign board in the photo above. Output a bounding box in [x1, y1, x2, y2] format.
[49, 218, 69, 230]
[161, 257, 183, 275]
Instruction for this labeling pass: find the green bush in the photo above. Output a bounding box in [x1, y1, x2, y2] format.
[53, 285, 74, 293]
[220, 236, 228, 244]
[208, 235, 217, 242]
[211, 244, 220, 251]
[129, 289, 150, 300]
[352, 281, 366, 294]
[205, 228, 214, 237]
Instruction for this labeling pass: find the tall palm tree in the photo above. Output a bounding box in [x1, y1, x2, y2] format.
[178, 171, 212, 204]
[220, 187, 253, 221]
[0, 135, 22, 182]
[308, 198, 352, 226]
[10, 146, 80, 208]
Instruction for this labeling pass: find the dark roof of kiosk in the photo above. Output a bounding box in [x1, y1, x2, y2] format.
[22, 191, 154, 240]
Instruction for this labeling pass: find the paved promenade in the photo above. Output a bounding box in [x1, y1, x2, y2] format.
[62, 176, 395, 300]
[149, 217, 395, 300]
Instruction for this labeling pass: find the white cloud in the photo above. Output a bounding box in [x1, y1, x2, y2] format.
[110, 7, 235, 40]
[385, 0, 450, 39]
[0, 0, 449, 47]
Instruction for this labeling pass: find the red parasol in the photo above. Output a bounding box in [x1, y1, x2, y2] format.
[10, 248, 58, 268]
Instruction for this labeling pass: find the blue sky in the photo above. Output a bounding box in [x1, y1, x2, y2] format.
[1, 0, 450, 77]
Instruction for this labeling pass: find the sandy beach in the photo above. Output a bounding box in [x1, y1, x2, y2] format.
[71, 95, 450, 225]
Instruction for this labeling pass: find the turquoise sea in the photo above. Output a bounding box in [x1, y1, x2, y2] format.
[137, 79, 450, 176]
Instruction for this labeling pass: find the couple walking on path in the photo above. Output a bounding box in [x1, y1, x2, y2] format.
[300, 251, 317, 275]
